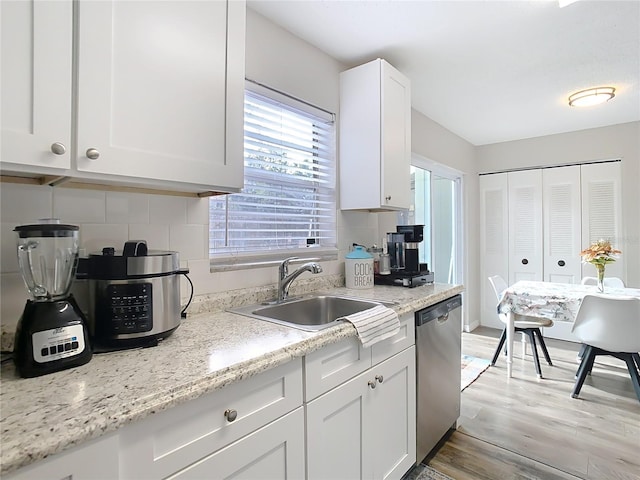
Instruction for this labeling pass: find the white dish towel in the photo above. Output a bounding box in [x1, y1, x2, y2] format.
[339, 305, 400, 348]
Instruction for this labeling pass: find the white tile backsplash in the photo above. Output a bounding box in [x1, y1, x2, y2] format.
[80, 224, 130, 254]
[170, 224, 206, 260]
[106, 192, 149, 224]
[53, 189, 106, 224]
[0, 183, 53, 222]
[129, 224, 170, 251]
[149, 196, 187, 225]
[0, 223, 19, 273]
[187, 197, 210, 225]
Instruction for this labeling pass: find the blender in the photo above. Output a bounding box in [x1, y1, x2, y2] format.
[13, 221, 92, 378]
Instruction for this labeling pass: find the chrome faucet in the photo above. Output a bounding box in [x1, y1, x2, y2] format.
[277, 257, 323, 302]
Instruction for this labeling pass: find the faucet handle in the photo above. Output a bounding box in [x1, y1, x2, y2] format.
[279, 257, 299, 277]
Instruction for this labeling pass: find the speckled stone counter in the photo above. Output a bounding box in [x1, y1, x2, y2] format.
[0, 283, 463, 476]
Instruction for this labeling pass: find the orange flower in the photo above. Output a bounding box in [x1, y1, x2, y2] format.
[579, 239, 621, 265]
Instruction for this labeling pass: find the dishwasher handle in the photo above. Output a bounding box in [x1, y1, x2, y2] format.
[415, 294, 462, 327]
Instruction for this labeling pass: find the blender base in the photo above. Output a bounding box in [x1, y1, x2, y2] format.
[13, 296, 93, 378]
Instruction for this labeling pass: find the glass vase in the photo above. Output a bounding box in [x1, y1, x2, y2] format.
[595, 264, 605, 293]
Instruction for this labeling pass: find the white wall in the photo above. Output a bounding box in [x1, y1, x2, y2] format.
[476, 121, 640, 288]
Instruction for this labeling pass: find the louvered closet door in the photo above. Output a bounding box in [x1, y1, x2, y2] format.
[479, 173, 509, 329]
[581, 162, 624, 280]
[543, 166, 582, 283]
[508, 170, 543, 284]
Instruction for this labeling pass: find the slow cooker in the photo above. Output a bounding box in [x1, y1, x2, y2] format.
[75, 241, 190, 350]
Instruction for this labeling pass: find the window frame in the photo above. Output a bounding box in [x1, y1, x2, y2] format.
[209, 81, 338, 271]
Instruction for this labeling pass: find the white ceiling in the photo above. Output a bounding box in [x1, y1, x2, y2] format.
[248, 0, 640, 146]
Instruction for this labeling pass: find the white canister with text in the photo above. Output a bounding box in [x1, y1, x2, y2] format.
[345, 246, 374, 289]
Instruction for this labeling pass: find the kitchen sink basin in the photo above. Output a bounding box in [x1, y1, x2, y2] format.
[229, 295, 394, 331]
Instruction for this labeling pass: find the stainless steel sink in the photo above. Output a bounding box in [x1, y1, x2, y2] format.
[229, 295, 394, 331]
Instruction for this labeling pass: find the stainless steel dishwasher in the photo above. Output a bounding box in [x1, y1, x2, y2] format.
[415, 294, 462, 463]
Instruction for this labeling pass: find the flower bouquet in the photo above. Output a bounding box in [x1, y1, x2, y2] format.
[579, 239, 621, 292]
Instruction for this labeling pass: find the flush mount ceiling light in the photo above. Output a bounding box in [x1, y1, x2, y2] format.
[568, 87, 616, 107]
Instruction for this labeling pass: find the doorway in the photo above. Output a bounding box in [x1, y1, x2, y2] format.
[402, 156, 462, 285]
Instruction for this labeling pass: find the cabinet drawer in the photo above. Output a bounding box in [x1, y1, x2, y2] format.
[166, 407, 305, 480]
[371, 313, 415, 365]
[304, 336, 368, 401]
[120, 358, 303, 480]
[5, 432, 118, 480]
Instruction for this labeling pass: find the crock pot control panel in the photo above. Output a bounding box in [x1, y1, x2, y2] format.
[98, 283, 153, 334]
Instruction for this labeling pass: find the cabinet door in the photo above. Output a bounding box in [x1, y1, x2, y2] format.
[543, 166, 582, 283]
[581, 162, 624, 281]
[1, 0, 72, 171]
[168, 408, 305, 480]
[508, 169, 543, 283]
[370, 347, 416, 480]
[5, 433, 118, 480]
[306, 368, 374, 480]
[380, 60, 411, 210]
[76, 0, 245, 191]
[479, 173, 509, 328]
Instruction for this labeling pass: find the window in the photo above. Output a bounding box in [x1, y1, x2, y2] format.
[209, 86, 337, 267]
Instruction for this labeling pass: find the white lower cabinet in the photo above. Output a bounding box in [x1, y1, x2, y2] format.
[4, 433, 119, 480]
[306, 346, 416, 480]
[119, 358, 303, 480]
[166, 408, 305, 480]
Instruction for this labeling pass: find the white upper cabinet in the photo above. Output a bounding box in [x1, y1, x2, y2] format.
[1, 0, 245, 194]
[1, 0, 73, 171]
[339, 59, 411, 211]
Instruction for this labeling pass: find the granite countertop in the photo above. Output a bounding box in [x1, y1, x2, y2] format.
[0, 283, 463, 476]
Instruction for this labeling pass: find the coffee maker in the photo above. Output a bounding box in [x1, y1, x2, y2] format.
[375, 225, 434, 287]
[13, 221, 92, 378]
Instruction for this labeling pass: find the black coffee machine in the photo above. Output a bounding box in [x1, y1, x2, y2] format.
[375, 225, 434, 287]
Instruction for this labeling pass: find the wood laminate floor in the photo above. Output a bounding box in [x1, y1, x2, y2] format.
[428, 327, 640, 480]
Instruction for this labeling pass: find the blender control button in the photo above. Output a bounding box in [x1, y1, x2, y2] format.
[64, 343, 71, 351]
[57, 345, 64, 353]
[41, 348, 49, 356]
[50, 346, 57, 355]
[71, 341, 79, 349]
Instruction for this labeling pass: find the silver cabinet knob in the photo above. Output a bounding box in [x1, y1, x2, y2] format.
[375, 375, 384, 384]
[86, 148, 100, 160]
[50, 142, 66, 155]
[368, 380, 377, 389]
[224, 409, 238, 422]
[385, 195, 392, 202]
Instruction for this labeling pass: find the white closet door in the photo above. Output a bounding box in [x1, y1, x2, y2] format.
[543, 166, 582, 284]
[581, 162, 624, 280]
[508, 170, 543, 284]
[479, 173, 508, 329]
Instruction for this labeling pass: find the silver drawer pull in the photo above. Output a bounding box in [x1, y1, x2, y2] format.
[375, 375, 384, 384]
[86, 148, 100, 160]
[50, 142, 66, 155]
[368, 380, 377, 389]
[224, 409, 238, 422]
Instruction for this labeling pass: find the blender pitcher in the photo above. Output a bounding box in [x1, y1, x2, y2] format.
[13, 221, 92, 378]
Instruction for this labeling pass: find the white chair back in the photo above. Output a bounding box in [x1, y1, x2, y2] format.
[571, 294, 640, 353]
[580, 276, 625, 288]
[488, 275, 508, 301]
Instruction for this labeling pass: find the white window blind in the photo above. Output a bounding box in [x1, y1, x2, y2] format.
[209, 88, 336, 263]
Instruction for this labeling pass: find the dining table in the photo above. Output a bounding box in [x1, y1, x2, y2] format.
[496, 280, 640, 378]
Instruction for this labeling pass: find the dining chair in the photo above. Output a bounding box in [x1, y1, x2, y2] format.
[580, 276, 626, 288]
[488, 275, 554, 378]
[570, 294, 640, 402]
